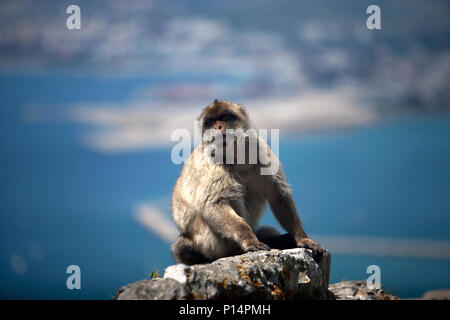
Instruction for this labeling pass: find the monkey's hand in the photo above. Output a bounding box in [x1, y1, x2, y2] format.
[296, 237, 324, 262]
[243, 241, 271, 252]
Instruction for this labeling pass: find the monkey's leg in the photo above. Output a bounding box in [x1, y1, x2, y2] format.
[257, 232, 323, 262]
[255, 225, 323, 262]
[256, 229, 297, 250]
[171, 236, 210, 265]
[204, 204, 270, 253]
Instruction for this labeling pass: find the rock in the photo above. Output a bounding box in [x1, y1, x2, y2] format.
[329, 280, 399, 300]
[116, 248, 334, 300]
[418, 289, 450, 300]
[115, 278, 187, 300]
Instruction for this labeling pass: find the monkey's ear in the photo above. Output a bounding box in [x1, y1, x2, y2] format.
[197, 112, 206, 126]
[214, 99, 218, 103]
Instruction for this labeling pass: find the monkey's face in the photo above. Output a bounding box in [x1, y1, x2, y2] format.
[200, 100, 250, 145]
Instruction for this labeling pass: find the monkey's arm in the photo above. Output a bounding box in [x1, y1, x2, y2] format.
[204, 203, 270, 252]
[265, 164, 324, 260]
[256, 136, 307, 241]
[265, 168, 307, 240]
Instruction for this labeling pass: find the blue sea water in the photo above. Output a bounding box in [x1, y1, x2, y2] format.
[0, 74, 449, 299]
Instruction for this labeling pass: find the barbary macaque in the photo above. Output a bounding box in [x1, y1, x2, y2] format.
[171, 99, 324, 265]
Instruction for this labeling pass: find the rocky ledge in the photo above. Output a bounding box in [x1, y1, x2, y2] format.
[116, 248, 333, 300]
[115, 247, 400, 300]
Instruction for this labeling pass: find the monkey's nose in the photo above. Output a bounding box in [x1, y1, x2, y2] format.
[214, 121, 226, 133]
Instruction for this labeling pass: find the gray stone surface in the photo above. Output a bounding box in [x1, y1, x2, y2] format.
[417, 289, 450, 300]
[116, 248, 334, 300]
[329, 280, 399, 300]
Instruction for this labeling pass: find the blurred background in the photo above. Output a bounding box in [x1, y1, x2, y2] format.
[0, 0, 449, 299]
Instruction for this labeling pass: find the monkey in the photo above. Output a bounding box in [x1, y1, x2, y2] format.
[171, 99, 324, 265]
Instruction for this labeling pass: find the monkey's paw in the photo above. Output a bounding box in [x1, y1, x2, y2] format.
[244, 242, 271, 252]
[296, 238, 324, 262]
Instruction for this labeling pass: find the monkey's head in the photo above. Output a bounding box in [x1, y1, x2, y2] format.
[199, 100, 250, 144]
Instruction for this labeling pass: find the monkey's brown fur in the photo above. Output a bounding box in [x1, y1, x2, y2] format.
[171, 100, 324, 265]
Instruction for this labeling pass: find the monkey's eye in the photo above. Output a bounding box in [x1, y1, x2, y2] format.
[203, 118, 215, 128]
[218, 113, 237, 122]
